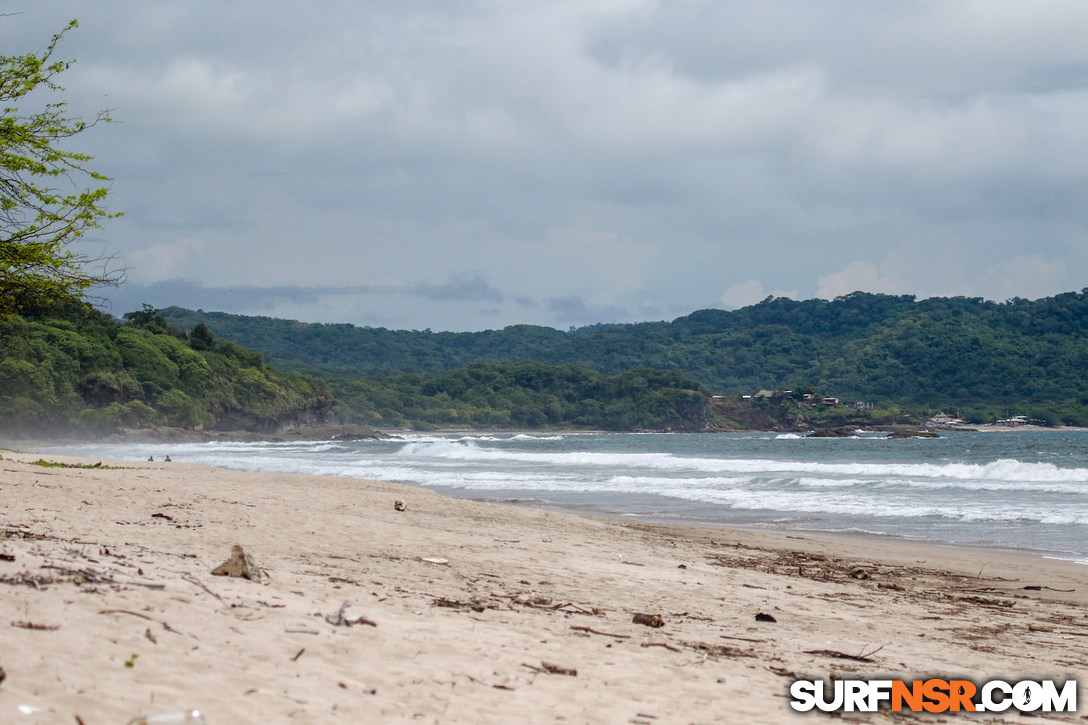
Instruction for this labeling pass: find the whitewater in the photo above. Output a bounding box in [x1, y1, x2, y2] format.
[42, 429, 1088, 563]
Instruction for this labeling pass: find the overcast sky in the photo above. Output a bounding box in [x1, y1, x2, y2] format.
[6, 2, 1088, 331]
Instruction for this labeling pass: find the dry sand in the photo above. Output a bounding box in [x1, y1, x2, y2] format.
[0, 448, 1085, 724]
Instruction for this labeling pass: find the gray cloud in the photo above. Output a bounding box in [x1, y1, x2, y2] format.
[7, 2, 1088, 331]
[411, 275, 506, 303]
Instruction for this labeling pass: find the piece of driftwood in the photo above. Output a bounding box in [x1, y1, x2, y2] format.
[955, 595, 1014, 608]
[522, 661, 577, 677]
[555, 602, 601, 615]
[98, 609, 185, 636]
[641, 641, 681, 653]
[542, 661, 578, 676]
[689, 642, 757, 659]
[325, 601, 377, 628]
[633, 613, 664, 628]
[571, 625, 631, 639]
[1024, 585, 1075, 592]
[182, 574, 224, 602]
[433, 597, 487, 612]
[11, 621, 59, 631]
[803, 644, 885, 663]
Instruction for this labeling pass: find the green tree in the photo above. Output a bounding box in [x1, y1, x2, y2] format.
[1, 19, 121, 314]
[188, 322, 215, 351]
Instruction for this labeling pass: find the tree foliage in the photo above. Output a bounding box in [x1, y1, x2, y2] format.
[1, 19, 122, 314]
[328, 362, 709, 431]
[0, 304, 335, 434]
[163, 289, 1088, 426]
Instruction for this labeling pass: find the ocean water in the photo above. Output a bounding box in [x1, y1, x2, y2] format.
[42, 430, 1088, 563]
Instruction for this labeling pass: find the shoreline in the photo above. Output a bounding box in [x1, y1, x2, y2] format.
[5, 421, 1088, 447]
[2, 447, 1086, 722]
[14, 429, 1088, 568]
[440, 489, 1088, 569]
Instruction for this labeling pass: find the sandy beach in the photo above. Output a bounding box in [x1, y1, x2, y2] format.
[1, 447, 1086, 724]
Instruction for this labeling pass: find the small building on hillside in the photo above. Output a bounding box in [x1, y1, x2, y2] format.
[927, 412, 965, 427]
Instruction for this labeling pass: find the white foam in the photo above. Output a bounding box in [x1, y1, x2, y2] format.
[39, 434, 1088, 554]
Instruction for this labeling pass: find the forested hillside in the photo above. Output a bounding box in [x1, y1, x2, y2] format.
[0, 304, 335, 435]
[162, 290, 1088, 425]
[0, 303, 715, 435]
[331, 363, 709, 431]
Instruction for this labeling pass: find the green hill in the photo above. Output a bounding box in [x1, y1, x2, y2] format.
[0, 303, 335, 436]
[329, 362, 710, 431]
[15, 289, 1085, 435]
[160, 290, 1088, 426]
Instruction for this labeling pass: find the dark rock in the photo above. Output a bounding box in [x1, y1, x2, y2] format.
[807, 426, 859, 438]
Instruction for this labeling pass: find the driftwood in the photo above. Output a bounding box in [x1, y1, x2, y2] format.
[182, 574, 224, 602]
[641, 641, 681, 653]
[803, 644, 885, 663]
[1024, 585, 1075, 592]
[432, 597, 488, 612]
[571, 625, 631, 639]
[11, 621, 59, 631]
[324, 601, 377, 628]
[523, 661, 578, 677]
[98, 609, 185, 636]
[633, 613, 664, 628]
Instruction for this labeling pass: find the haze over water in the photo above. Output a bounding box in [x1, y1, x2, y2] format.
[48, 430, 1088, 564]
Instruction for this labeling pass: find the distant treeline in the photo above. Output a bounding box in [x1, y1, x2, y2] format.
[0, 304, 334, 435]
[162, 290, 1088, 426]
[0, 304, 715, 434]
[331, 363, 709, 431]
